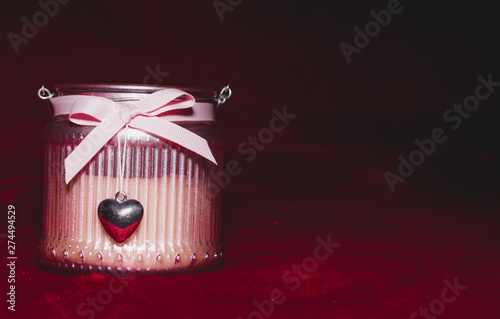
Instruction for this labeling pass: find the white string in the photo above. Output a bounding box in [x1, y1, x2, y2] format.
[118, 125, 129, 194]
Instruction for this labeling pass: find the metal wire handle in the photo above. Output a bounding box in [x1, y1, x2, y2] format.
[215, 84, 232, 110]
[38, 84, 55, 100]
[38, 84, 232, 106]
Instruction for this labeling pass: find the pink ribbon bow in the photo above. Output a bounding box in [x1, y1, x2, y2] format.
[50, 89, 217, 184]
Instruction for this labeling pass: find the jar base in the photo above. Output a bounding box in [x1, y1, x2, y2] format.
[37, 256, 224, 276]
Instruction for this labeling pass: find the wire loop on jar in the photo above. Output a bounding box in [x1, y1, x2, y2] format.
[38, 85, 55, 100]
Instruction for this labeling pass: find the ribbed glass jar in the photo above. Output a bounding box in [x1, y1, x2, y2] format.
[38, 84, 224, 275]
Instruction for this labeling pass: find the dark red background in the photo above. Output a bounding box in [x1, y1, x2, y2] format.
[1, 0, 500, 318]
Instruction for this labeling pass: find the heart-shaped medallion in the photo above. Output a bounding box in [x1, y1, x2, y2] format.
[98, 192, 144, 243]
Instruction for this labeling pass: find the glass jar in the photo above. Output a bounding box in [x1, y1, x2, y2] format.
[38, 84, 227, 275]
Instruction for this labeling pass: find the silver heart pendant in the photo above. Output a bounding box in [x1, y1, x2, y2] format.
[98, 192, 144, 243]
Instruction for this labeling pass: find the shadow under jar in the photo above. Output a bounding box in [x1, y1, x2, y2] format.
[38, 84, 225, 275]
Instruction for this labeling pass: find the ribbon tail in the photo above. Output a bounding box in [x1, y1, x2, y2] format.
[65, 112, 125, 184]
[131, 117, 217, 165]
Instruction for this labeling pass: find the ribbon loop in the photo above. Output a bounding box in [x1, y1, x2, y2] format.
[49, 89, 217, 184]
[134, 88, 196, 115]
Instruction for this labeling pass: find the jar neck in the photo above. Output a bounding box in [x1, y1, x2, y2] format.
[54, 83, 217, 102]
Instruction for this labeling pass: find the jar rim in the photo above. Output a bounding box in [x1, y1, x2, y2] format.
[55, 83, 217, 101]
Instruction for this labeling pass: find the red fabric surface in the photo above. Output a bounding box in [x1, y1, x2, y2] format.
[1, 1, 500, 318]
[2, 144, 500, 318]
